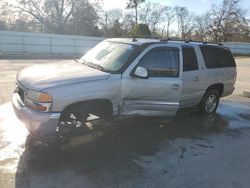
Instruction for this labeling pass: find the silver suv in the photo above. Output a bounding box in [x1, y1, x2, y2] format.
[12, 38, 237, 142]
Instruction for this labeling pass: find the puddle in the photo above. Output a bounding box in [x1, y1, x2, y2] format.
[0, 103, 28, 173]
[217, 102, 250, 129]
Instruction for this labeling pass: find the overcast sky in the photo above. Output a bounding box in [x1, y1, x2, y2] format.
[103, 0, 250, 18]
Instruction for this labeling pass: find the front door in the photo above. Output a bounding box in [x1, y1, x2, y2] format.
[120, 45, 182, 117]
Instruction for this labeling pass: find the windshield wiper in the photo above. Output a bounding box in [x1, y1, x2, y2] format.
[81, 60, 109, 72]
[79, 59, 94, 68]
[89, 62, 109, 72]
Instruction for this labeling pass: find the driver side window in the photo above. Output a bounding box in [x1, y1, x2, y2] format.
[138, 47, 180, 77]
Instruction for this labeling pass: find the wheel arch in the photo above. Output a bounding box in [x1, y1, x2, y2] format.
[59, 98, 113, 120]
[204, 83, 224, 97]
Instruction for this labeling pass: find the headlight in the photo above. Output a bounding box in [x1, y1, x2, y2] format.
[27, 90, 52, 102]
[26, 90, 52, 112]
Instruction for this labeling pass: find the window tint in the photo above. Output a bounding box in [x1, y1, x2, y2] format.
[200, 46, 236, 68]
[182, 47, 198, 71]
[139, 47, 179, 77]
[219, 48, 236, 67]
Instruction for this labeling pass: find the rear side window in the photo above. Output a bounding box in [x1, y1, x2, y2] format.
[200, 46, 236, 68]
[182, 47, 198, 71]
[219, 48, 236, 67]
[139, 47, 179, 77]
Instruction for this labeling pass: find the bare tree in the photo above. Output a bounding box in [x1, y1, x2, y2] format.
[163, 6, 175, 38]
[123, 10, 135, 32]
[0, 2, 17, 30]
[98, 8, 125, 37]
[14, 0, 75, 33]
[207, 0, 248, 42]
[174, 6, 194, 39]
[193, 13, 210, 41]
[0, 0, 248, 42]
[139, 3, 165, 35]
[139, 2, 151, 24]
[0, 3, 8, 30]
[149, 3, 165, 35]
[107, 8, 123, 26]
[126, 0, 145, 27]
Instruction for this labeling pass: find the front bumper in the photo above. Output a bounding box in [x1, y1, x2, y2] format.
[12, 92, 61, 137]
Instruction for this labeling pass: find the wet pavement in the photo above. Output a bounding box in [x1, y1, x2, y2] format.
[0, 96, 250, 188]
[0, 58, 250, 188]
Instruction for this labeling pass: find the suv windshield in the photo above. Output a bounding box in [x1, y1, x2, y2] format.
[80, 41, 135, 72]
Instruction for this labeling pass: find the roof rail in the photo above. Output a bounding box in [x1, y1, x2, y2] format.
[159, 38, 193, 43]
[130, 36, 160, 42]
[160, 38, 223, 46]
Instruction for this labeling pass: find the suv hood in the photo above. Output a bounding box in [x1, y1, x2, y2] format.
[17, 61, 110, 90]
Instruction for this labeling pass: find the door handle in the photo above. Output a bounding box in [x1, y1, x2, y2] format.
[193, 76, 199, 81]
[172, 84, 179, 89]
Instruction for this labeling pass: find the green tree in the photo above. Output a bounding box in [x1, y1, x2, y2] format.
[133, 23, 151, 37]
[0, 20, 7, 30]
[67, 0, 100, 36]
[109, 19, 123, 37]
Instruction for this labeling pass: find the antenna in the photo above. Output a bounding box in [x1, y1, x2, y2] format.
[132, 37, 137, 42]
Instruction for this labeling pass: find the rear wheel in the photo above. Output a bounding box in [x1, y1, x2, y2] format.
[199, 89, 219, 114]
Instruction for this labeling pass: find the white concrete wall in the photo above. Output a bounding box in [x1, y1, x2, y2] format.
[0, 31, 249, 56]
[223, 42, 250, 55]
[0, 30, 104, 57]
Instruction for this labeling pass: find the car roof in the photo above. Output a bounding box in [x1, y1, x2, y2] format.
[106, 38, 159, 45]
[106, 38, 223, 48]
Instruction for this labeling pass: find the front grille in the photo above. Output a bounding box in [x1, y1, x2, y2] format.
[17, 86, 25, 102]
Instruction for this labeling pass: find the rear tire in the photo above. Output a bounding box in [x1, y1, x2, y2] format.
[199, 89, 219, 114]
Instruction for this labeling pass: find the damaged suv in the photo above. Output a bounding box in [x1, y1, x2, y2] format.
[12, 38, 236, 144]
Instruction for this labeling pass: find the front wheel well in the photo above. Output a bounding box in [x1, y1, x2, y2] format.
[60, 99, 113, 120]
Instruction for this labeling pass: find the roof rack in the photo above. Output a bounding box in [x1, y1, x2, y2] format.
[131, 36, 160, 42]
[160, 38, 223, 46]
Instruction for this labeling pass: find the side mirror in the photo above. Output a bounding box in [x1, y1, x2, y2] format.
[134, 66, 148, 79]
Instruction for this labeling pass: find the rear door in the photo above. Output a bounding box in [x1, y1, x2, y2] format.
[180, 46, 203, 107]
[199, 45, 237, 96]
[120, 45, 182, 117]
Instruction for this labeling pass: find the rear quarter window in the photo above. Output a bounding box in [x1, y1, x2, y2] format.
[200, 45, 236, 68]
